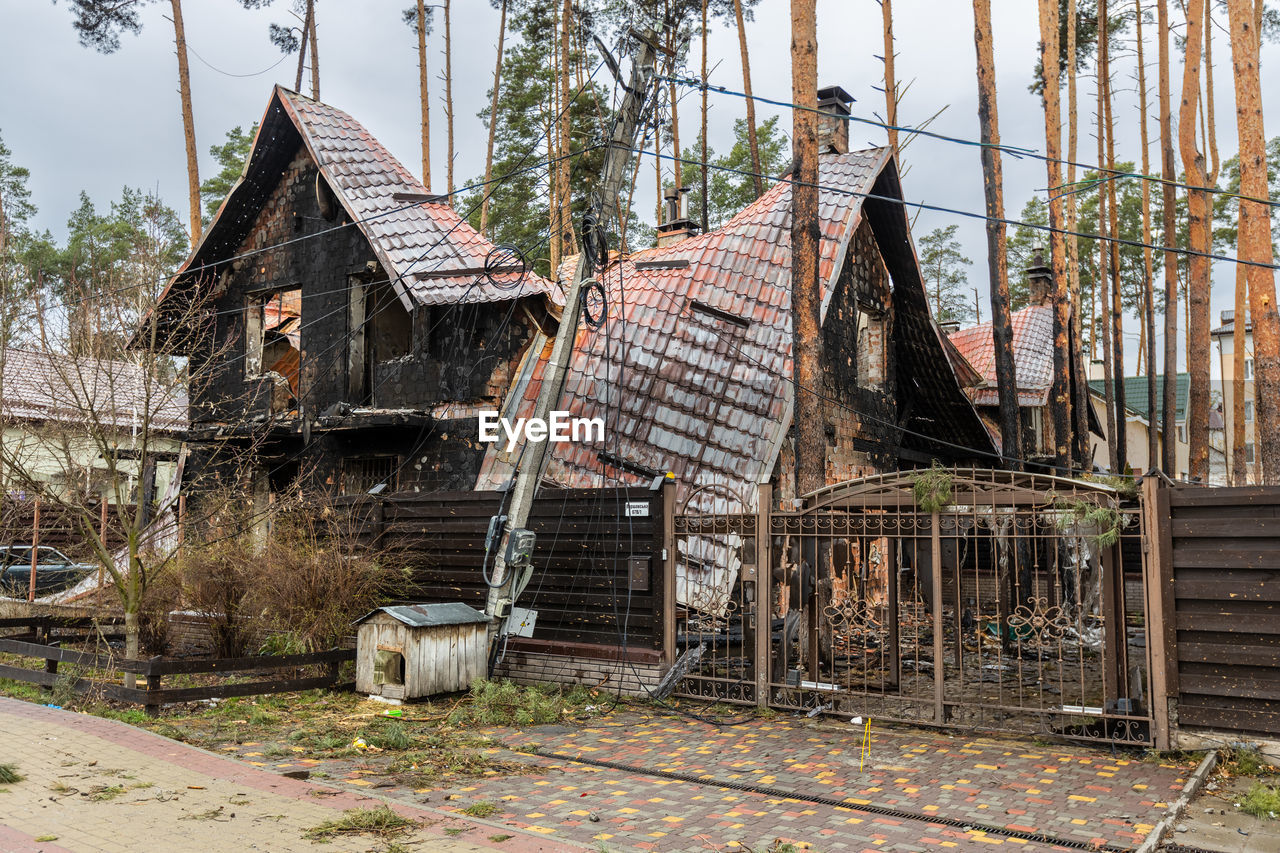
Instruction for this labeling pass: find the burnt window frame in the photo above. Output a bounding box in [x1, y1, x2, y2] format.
[245, 284, 302, 382]
[342, 454, 400, 495]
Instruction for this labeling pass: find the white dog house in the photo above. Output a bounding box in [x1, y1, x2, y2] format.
[354, 603, 488, 701]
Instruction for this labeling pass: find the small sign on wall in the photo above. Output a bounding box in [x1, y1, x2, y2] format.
[625, 501, 650, 517]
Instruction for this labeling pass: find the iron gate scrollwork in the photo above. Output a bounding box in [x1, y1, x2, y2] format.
[672, 469, 1156, 746]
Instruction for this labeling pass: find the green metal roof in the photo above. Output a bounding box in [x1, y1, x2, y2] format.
[1088, 373, 1188, 422]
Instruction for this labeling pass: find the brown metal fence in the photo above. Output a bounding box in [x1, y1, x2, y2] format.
[673, 469, 1156, 746]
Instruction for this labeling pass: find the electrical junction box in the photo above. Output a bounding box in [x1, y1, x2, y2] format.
[509, 606, 537, 638]
[628, 555, 651, 592]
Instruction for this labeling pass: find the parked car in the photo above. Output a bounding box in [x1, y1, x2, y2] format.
[0, 546, 96, 597]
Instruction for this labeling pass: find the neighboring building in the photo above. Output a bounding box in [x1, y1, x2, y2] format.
[152, 86, 559, 499]
[1211, 309, 1259, 484]
[480, 87, 996, 508]
[0, 348, 186, 503]
[1083, 372, 1227, 482]
[946, 260, 1100, 469]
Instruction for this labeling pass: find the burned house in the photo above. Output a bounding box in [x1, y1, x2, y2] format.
[152, 86, 558, 495]
[479, 87, 996, 509]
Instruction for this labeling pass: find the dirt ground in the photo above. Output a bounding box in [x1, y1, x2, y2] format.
[1164, 750, 1280, 853]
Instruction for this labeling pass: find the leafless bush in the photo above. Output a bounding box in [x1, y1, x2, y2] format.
[246, 509, 403, 653]
[176, 496, 403, 656]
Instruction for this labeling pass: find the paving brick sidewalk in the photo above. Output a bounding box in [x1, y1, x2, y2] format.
[0, 697, 583, 853]
[215, 706, 1196, 852]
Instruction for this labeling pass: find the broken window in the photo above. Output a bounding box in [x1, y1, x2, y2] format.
[856, 306, 887, 391]
[246, 287, 302, 401]
[348, 279, 412, 404]
[373, 648, 405, 686]
[343, 455, 398, 495]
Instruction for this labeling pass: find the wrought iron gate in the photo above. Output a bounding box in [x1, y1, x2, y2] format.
[672, 469, 1156, 746]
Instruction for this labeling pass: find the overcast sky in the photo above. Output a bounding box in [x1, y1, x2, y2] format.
[2, 0, 1276, 376]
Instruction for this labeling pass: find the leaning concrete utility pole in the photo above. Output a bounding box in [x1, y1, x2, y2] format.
[483, 31, 659, 647]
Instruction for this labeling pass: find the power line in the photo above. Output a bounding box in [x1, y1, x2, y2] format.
[631, 146, 1280, 272]
[660, 73, 1280, 212]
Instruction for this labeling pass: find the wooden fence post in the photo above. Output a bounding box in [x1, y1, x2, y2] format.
[661, 479, 677, 667]
[1141, 476, 1175, 750]
[28, 499, 40, 603]
[98, 498, 109, 601]
[755, 482, 772, 707]
[144, 656, 162, 717]
[931, 509, 945, 723]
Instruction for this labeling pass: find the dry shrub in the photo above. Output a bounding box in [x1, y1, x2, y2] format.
[177, 500, 402, 656]
[139, 568, 182, 656]
[175, 534, 256, 658]
[248, 512, 402, 652]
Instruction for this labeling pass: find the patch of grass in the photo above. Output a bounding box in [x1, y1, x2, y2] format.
[312, 732, 349, 751]
[248, 706, 280, 726]
[365, 721, 412, 750]
[48, 781, 75, 795]
[262, 744, 289, 758]
[34, 836, 57, 843]
[0, 764, 22, 784]
[489, 834, 513, 843]
[1225, 746, 1267, 776]
[443, 827, 465, 837]
[1239, 783, 1280, 819]
[303, 805, 417, 841]
[0, 677, 42, 702]
[86, 784, 126, 801]
[462, 801, 499, 818]
[448, 679, 594, 728]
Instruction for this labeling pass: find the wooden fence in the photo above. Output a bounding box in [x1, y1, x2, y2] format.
[0, 616, 352, 714]
[1145, 482, 1280, 740]
[330, 486, 668, 653]
[0, 499, 135, 562]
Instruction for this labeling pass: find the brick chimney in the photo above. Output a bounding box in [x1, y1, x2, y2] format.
[656, 185, 699, 248]
[1025, 249, 1054, 306]
[816, 85, 853, 155]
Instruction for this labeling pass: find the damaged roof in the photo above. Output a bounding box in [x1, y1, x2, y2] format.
[947, 304, 1056, 408]
[354, 603, 488, 628]
[158, 86, 554, 313]
[477, 150, 997, 505]
[0, 348, 187, 433]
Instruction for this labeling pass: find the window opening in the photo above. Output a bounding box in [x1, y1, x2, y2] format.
[247, 287, 302, 401]
[344, 455, 398, 495]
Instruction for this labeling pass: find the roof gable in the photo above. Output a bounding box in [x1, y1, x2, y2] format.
[948, 304, 1056, 407]
[162, 86, 552, 313]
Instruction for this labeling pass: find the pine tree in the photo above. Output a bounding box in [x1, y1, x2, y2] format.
[677, 116, 789, 231]
[199, 124, 259, 224]
[1180, 0, 1214, 482]
[919, 225, 975, 324]
[973, 0, 1021, 462]
[1228, 0, 1280, 483]
[64, 0, 202, 246]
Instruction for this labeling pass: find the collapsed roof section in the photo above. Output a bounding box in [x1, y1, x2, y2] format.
[477, 149, 997, 505]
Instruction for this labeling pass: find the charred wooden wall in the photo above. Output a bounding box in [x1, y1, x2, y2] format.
[187, 137, 537, 494]
[331, 487, 666, 650]
[1157, 485, 1280, 737]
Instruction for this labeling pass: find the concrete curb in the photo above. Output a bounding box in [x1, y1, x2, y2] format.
[1135, 750, 1220, 853]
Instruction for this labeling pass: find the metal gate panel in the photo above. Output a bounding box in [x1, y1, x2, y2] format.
[673, 469, 1156, 746]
